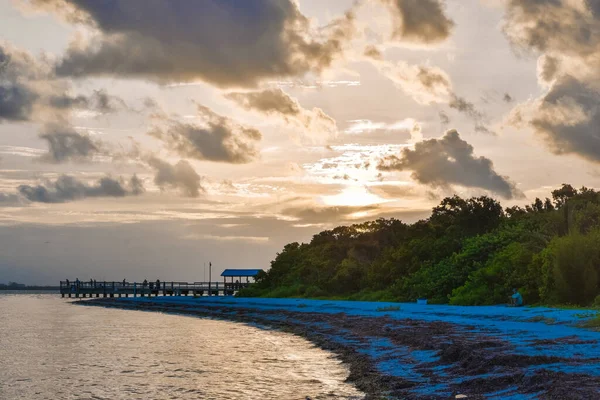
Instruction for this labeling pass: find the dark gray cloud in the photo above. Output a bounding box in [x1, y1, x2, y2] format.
[0, 46, 40, 122]
[18, 174, 144, 203]
[503, 93, 513, 103]
[1, 44, 127, 126]
[538, 55, 560, 84]
[225, 88, 337, 141]
[504, 0, 600, 58]
[528, 75, 600, 162]
[379, 0, 454, 43]
[378, 129, 521, 199]
[149, 105, 262, 164]
[449, 94, 492, 134]
[129, 174, 145, 195]
[0, 84, 38, 122]
[363, 45, 383, 60]
[33, 0, 356, 86]
[504, 0, 600, 162]
[417, 65, 450, 90]
[49, 89, 127, 114]
[439, 110, 450, 125]
[146, 156, 203, 197]
[226, 89, 302, 116]
[39, 124, 100, 163]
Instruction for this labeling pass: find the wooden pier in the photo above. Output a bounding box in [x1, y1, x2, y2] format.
[59, 280, 247, 298]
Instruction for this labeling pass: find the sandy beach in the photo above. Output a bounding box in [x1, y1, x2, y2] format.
[80, 297, 600, 399]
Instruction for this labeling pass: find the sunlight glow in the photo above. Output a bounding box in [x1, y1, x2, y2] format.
[320, 185, 390, 207]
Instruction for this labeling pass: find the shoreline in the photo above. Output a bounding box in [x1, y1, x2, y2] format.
[78, 297, 600, 399]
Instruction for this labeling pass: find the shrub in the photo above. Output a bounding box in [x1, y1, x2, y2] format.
[542, 232, 600, 305]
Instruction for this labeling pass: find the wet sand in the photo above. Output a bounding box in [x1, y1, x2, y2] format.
[78, 297, 600, 399]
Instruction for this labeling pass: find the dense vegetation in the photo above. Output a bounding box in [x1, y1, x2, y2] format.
[240, 184, 600, 307]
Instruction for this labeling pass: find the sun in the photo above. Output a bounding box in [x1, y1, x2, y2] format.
[320, 185, 389, 207]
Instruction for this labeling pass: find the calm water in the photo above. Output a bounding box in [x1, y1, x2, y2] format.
[0, 294, 364, 400]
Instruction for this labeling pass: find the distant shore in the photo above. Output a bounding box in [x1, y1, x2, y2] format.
[78, 297, 600, 399]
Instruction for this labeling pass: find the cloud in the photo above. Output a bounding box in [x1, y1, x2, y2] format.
[146, 156, 203, 197]
[1, 44, 127, 125]
[503, 0, 600, 61]
[225, 88, 337, 142]
[49, 89, 127, 114]
[369, 58, 492, 132]
[377, 0, 454, 43]
[32, 0, 356, 87]
[38, 124, 101, 163]
[363, 45, 383, 60]
[503, 0, 600, 162]
[149, 104, 262, 164]
[18, 174, 144, 203]
[0, 45, 41, 122]
[0, 192, 26, 207]
[129, 174, 145, 195]
[0, 84, 38, 122]
[439, 110, 450, 125]
[523, 75, 600, 163]
[378, 129, 521, 199]
[282, 204, 380, 223]
[344, 118, 420, 139]
[537, 55, 560, 86]
[449, 94, 492, 134]
[372, 60, 452, 104]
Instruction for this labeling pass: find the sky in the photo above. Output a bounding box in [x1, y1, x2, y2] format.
[2, 0, 600, 284]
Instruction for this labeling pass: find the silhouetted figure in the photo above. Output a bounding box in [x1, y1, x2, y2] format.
[93, 279, 96, 287]
[75, 278, 80, 288]
[89, 279, 93, 286]
[156, 279, 160, 290]
[143, 279, 148, 287]
[510, 288, 523, 307]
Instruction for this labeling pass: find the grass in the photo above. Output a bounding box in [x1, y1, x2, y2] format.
[580, 312, 600, 329]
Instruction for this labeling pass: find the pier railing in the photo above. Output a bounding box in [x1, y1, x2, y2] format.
[59, 280, 249, 298]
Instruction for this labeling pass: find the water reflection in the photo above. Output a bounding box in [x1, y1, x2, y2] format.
[0, 294, 363, 399]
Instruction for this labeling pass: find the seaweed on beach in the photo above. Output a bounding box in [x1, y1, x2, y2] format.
[80, 298, 600, 400]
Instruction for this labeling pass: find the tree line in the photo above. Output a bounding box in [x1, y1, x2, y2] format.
[240, 184, 600, 306]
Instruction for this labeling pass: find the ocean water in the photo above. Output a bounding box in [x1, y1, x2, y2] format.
[0, 293, 363, 400]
